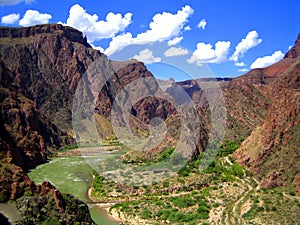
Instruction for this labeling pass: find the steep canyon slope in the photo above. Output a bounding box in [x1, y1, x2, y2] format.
[0, 24, 299, 223]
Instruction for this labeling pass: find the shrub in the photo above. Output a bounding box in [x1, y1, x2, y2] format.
[231, 163, 244, 177]
[168, 212, 185, 222]
[217, 140, 239, 157]
[0, 193, 6, 203]
[41, 218, 61, 225]
[160, 147, 175, 161]
[170, 196, 196, 208]
[140, 208, 152, 219]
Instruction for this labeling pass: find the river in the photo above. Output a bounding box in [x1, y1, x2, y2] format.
[28, 155, 119, 225]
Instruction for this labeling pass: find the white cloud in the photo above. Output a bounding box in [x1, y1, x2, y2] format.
[164, 47, 188, 57]
[90, 43, 104, 53]
[19, 10, 52, 27]
[132, 49, 161, 64]
[250, 50, 284, 69]
[0, 0, 34, 6]
[184, 26, 191, 31]
[167, 36, 183, 46]
[238, 68, 249, 73]
[104, 32, 134, 55]
[230, 30, 262, 62]
[134, 5, 194, 44]
[235, 62, 246, 67]
[104, 5, 194, 56]
[188, 41, 231, 64]
[197, 19, 207, 29]
[1, 13, 20, 24]
[65, 4, 132, 43]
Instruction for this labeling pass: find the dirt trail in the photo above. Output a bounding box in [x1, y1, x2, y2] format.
[222, 157, 260, 225]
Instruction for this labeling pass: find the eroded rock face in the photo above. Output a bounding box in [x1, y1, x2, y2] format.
[232, 34, 300, 189]
[0, 24, 194, 223]
[284, 34, 300, 59]
[0, 25, 101, 224]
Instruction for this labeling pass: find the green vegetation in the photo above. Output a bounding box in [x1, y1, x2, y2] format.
[41, 218, 62, 225]
[89, 138, 299, 225]
[160, 147, 175, 161]
[92, 171, 107, 196]
[0, 192, 6, 203]
[217, 140, 242, 157]
[58, 144, 78, 152]
[231, 163, 244, 178]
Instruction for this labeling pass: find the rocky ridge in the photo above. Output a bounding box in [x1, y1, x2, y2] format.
[231, 34, 300, 190]
[0, 23, 299, 224]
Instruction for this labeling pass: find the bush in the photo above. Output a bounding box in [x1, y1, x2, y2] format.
[160, 147, 175, 161]
[140, 209, 152, 219]
[217, 140, 239, 157]
[0, 192, 6, 203]
[168, 212, 185, 222]
[170, 196, 196, 208]
[231, 163, 244, 177]
[41, 218, 61, 225]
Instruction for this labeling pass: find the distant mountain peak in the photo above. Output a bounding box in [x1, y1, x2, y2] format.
[284, 33, 300, 59]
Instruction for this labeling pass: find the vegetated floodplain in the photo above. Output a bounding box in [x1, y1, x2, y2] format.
[29, 139, 300, 225]
[90, 139, 300, 225]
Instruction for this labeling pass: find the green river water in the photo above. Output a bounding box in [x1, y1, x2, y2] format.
[28, 155, 119, 225]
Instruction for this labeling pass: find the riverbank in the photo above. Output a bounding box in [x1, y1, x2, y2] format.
[88, 188, 155, 225]
[88, 188, 123, 224]
[28, 155, 121, 225]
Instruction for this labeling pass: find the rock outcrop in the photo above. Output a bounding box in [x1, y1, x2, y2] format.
[232, 34, 300, 190]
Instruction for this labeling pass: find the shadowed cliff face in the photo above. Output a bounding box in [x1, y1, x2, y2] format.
[0, 25, 103, 224]
[0, 59, 73, 170]
[0, 24, 103, 132]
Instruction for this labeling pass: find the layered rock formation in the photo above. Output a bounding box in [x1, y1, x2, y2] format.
[0, 24, 199, 223]
[231, 34, 300, 190]
[0, 23, 299, 225]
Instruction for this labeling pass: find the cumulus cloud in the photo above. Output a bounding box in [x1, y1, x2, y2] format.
[104, 32, 134, 55]
[19, 10, 52, 27]
[197, 19, 207, 29]
[168, 36, 183, 46]
[238, 68, 249, 73]
[132, 49, 161, 64]
[164, 47, 188, 57]
[184, 26, 191, 31]
[1, 13, 20, 24]
[0, 0, 34, 6]
[250, 50, 284, 69]
[188, 41, 231, 64]
[230, 30, 262, 62]
[65, 4, 132, 43]
[90, 43, 104, 53]
[134, 5, 193, 44]
[235, 62, 246, 67]
[104, 5, 193, 56]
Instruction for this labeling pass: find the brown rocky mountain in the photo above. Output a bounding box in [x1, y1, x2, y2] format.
[0, 25, 99, 224]
[0, 24, 200, 223]
[166, 34, 300, 191]
[231, 35, 300, 190]
[0, 23, 299, 223]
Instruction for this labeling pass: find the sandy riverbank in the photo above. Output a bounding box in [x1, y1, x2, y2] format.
[87, 188, 123, 224]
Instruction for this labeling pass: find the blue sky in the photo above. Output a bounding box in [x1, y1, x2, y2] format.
[1, 0, 299, 80]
